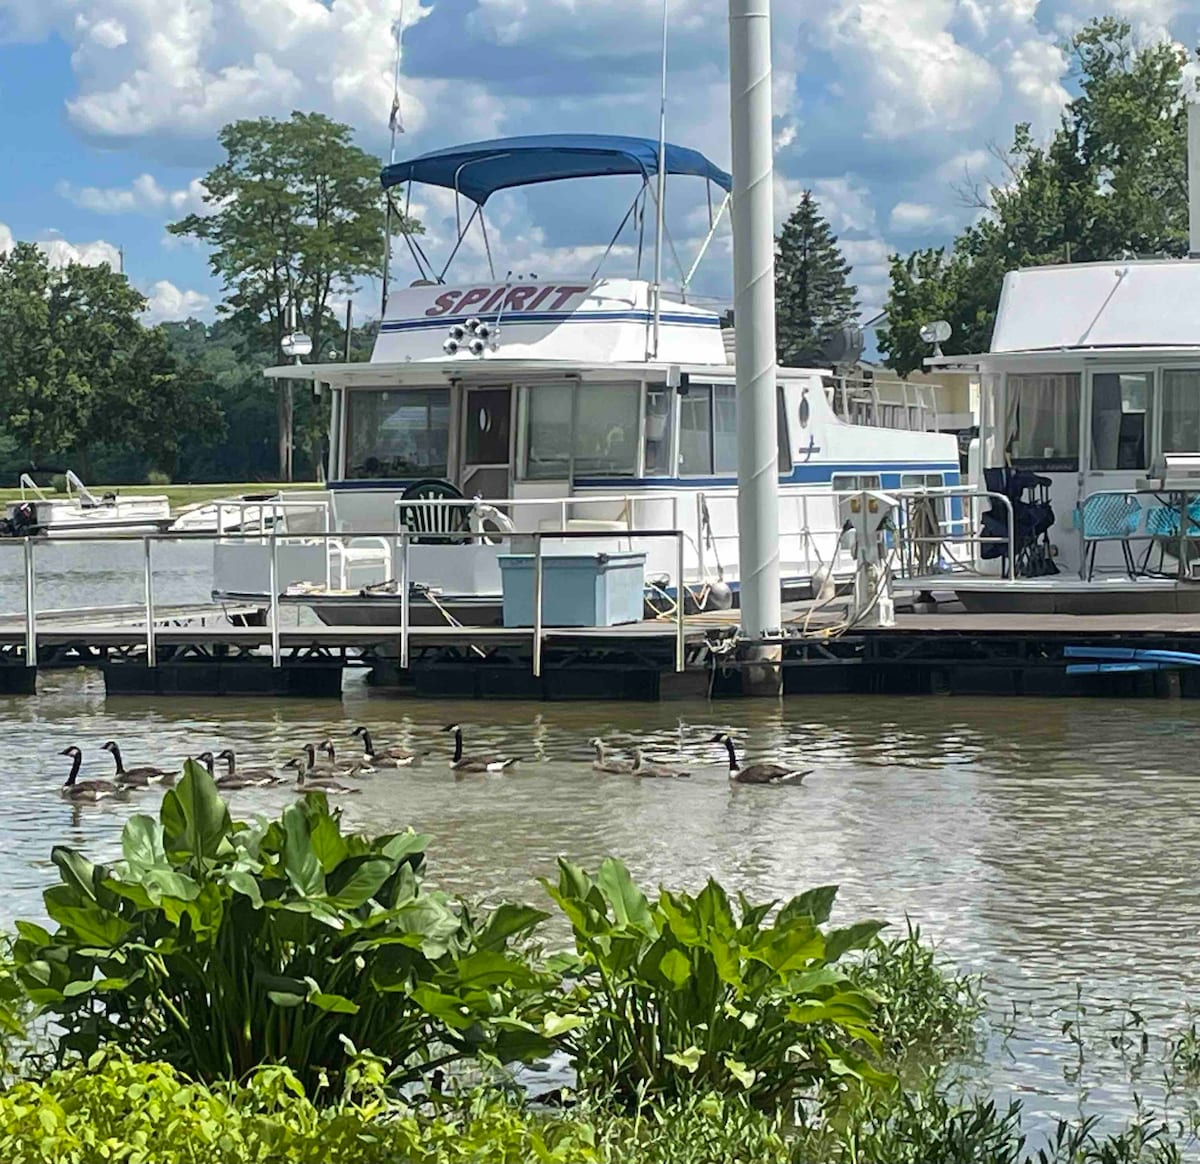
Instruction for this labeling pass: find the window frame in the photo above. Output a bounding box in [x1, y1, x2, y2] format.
[343, 385, 452, 481]
[1085, 366, 1157, 475]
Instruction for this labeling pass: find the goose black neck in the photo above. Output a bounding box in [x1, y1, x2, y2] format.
[723, 737, 740, 772]
[109, 743, 126, 774]
[225, 753, 237, 775]
[452, 729, 463, 763]
[65, 752, 82, 787]
[361, 729, 374, 756]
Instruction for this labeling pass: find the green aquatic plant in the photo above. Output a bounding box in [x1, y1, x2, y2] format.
[847, 920, 985, 1071]
[9, 761, 554, 1093]
[543, 857, 892, 1110]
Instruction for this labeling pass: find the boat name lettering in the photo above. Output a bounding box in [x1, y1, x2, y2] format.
[424, 285, 591, 318]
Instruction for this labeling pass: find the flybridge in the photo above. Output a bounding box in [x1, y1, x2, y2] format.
[371, 277, 728, 365]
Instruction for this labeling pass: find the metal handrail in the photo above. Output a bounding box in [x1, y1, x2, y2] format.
[8, 526, 688, 678]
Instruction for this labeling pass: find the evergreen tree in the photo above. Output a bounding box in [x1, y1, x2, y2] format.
[774, 192, 859, 367]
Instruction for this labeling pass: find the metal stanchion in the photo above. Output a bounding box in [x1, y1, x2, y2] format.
[143, 536, 156, 667]
[399, 531, 410, 672]
[675, 530, 685, 672]
[532, 533, 544, 679]
[269, 531, 281, 667]
[23, 538, 36, 668]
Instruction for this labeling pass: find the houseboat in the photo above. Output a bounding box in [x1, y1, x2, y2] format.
[214, 134, 960, 626]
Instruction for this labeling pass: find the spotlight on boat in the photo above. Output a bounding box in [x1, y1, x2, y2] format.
[467, 337, 487, 356]
[449, 324, 466, 341]
[443, 337, 461, 355]
[476, 321, 493, 339]
[465, 317, 482, 333]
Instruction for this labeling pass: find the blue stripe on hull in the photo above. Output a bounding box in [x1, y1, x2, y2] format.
[379, 310, 720, 334]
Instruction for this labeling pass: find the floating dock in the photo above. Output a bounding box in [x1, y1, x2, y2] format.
[5, 602, 1200, 699]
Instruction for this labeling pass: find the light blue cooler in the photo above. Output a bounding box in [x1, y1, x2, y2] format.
[498, 552, 647, 627]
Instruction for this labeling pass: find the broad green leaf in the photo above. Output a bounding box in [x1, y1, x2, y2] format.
[664, 1046, 704, 1074]
[723, 1056, 757, 1090]
[43, 890, 130, 949]
[596, 858, 654, 933]
[326, 857, 393, 909]
[267, 990, 306, 1008]
[453, 949, 534, 988]
[50, 847, 101, 905]
[380, 831, 430, 865]
[541, 1012, 586, 1038]
[161, 761, 232, 867]
[308, 991, 360, 1015]
[824, 920, 887, 963]
[309, 812, 348, 874]
[221, 870, 263, 908]
[280, 802, 324, 897]
[658, 947, 692, 989]
[15, 921, 52, 947]
[778, 885, 839, 927]
[476, 903, 549, 951]
[121, 815, 166, 873]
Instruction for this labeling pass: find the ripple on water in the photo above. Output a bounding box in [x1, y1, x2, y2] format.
[3, 679, 1200, 1134]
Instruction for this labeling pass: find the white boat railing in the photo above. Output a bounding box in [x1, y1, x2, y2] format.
[9, 528, 688, 678]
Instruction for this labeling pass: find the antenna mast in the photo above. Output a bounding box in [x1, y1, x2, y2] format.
[650, 0, 669, 360]
[382, 2, 406, 316]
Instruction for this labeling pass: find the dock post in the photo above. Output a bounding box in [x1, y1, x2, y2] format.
[269, 532, 281, 667]
[729, 0, 782, 696]
[675, 531, 686, 672]
[143, 536, 156, 668]
[399, 532, 410, 672]
[533, 534, 544, 679]
[23, 537, 36, 669]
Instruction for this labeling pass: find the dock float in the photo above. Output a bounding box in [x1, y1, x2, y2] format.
[6, 606, 1200, 699]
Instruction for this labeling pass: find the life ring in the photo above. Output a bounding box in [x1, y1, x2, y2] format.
[469, 503, 515, 544]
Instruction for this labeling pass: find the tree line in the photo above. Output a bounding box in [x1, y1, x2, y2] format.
[0, 19, 1180, 489]
[0, 112, 412, 486]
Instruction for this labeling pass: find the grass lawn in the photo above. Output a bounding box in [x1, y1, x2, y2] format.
[0, 482, 322, 511]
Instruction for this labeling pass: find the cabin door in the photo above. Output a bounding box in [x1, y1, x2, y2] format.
[460, 386, 513, 500]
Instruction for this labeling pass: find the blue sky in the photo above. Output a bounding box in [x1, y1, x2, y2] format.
[1, 0, 1194, 326]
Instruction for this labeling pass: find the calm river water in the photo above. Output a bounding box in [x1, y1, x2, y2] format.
[1, 546, 1198, 1138]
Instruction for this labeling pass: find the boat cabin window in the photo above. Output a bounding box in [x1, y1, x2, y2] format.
[1006, 372, 1080, 470]
[1090, 371, 1151, 471]
[678, 384, 738, 476]
[519, 381, 640, 480]
[346, 388, 450, 480]
[644, 386, 674, 476]
[1163, 369, 1200, 453]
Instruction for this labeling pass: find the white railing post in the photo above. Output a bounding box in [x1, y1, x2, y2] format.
[675, 530, 685, 673]
[532, 533, 544, 679]
[269, 530, 281, 667]
[399, 531, 410, 672]
[143, 536, 156, 668]
[23, 537, 36, 668]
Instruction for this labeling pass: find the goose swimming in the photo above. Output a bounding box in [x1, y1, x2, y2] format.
[59, 746, 120, 803]
[443, 724, 519, 773]
[709, 733, 810, 785]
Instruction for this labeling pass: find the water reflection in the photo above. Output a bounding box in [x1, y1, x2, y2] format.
[4, 677, 1200, 1132]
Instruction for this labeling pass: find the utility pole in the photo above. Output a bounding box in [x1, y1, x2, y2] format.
[729, 0, 782, 692]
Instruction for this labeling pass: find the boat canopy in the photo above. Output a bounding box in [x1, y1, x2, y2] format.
[380, 133, 732, 204]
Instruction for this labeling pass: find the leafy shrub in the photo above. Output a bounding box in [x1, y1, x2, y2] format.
[10, 763, 554, 1093]
[49, 474, 67, 494]
[146, 469, 172, 486]
[543, 857, 891, 1110]
[847, 921, 984, 1071]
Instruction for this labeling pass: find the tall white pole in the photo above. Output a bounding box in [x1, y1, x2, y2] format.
[729, 0, 781, 638]
[651, 0, 669, 359]
[1188, 100, 1200, 256]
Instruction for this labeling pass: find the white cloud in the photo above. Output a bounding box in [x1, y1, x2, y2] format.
[0, 222, 122, 269]
[58, 174, 210, 217]
[0, 224, 13, 257]
[142, 279, 211, 323]
[890, 200, 955, 234]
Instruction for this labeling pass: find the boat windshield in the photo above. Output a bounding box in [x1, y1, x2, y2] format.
[346, 388, 450, 480]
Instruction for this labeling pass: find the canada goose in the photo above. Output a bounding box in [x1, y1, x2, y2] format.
[709, 734, 811, 786]
[317, 740, 373, 776]
[101, 740, 175, 788]
[214, 749, 280, 789]
[632, 749, 690, 779]
[195, 751, 217, 777]
[59, 746, 120, 803]
[350, 726, 418, 767]
[443, 724, 519, 773]
[590, 738, 634, 774]
[286, 757, 360, 795]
